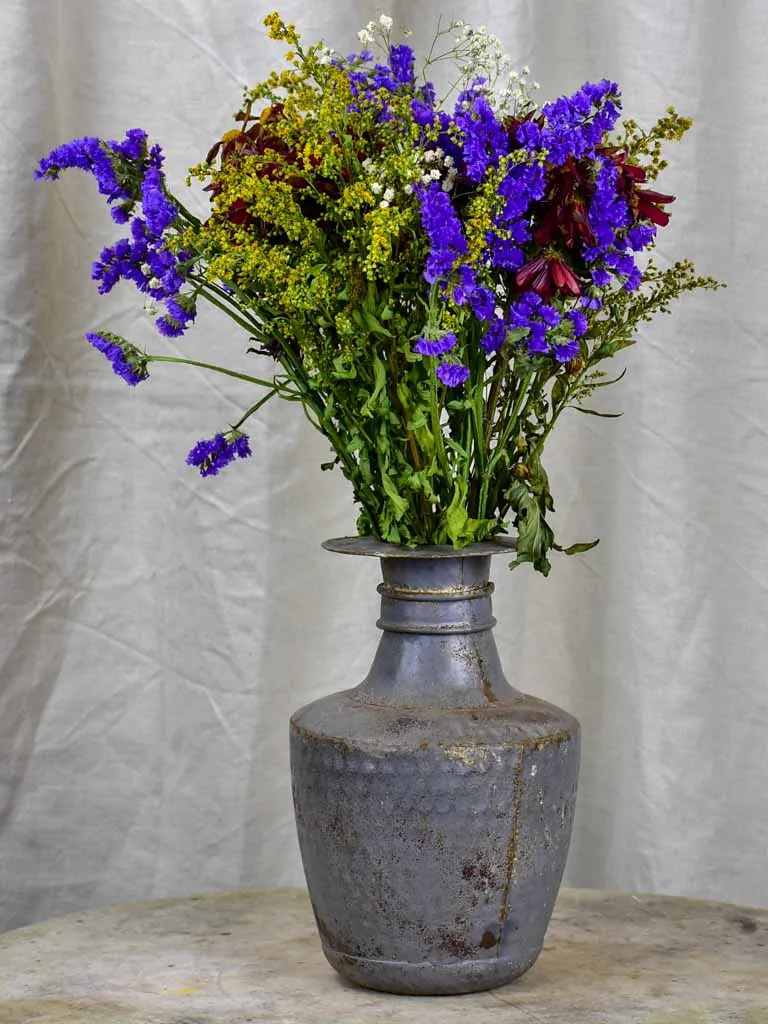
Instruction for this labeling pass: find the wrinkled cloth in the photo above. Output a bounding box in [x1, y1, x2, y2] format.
[1, 0, 766, 931]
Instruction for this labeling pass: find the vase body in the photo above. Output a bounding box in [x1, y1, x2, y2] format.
[290, 541, 580, 995]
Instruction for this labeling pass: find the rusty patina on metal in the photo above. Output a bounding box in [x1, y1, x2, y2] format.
[290, 539, 580, 995]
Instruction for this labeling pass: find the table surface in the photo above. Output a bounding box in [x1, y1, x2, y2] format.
[0, 888, 766, 1024]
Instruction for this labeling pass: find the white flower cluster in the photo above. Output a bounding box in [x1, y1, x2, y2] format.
[446, 20, 540, 115]
[453, 20, 513, 79]
[362, 157, 402, 208]
[315, 43, 335, 67]
[418, 147, 457, 192]
[361, 143, 458, 208]
[358, 13, 394, 45]
[496, 62, 541, 115]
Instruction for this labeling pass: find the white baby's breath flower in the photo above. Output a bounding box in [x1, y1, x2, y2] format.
[383, 187, 395, 203]
[421, 173, 433, 185]
[358, 28, 374, 44]
[379, 199, 390, 209]
[494, 305, 504, 319]
[423, 150, 436, 163]
[495, 284, 506, 296]
[508, 69, 518, 80]
[522, 64, 531, 75]
[141, 263, 152, 276]
[429, 168, 442, 180]
[371, 181, 383, 195]
[533, 81, 541, 90]
[443, 154, 454, 167]
[379, 14, 393, 29]
[149, 277, 163, 290]
[403, 183, 413, 193]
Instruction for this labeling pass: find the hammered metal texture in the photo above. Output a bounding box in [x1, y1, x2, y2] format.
[290, 550, 580, 996]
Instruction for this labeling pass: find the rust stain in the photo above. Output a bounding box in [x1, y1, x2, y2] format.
[498, 745, 525, 941]
[481, 677, 499, 704]
[480, 929, 499, 949]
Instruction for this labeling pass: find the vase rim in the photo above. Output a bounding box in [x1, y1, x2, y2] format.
[322, 536, 517, 558]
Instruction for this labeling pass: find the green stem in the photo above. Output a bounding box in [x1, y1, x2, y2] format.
[478, 368, 536, 519]
[171, 197, 202, 228]
[528, 366, 588, 465]
[145, 354, 282, 390]
[189, 280, 265, 337]
[232, 388, 280, 430]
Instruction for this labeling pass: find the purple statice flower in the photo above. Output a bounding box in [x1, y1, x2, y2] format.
[85, 331, 148, 385]
[588, 155, 631, 249]
[480, 317, 508, 353]
[508, 291, 565, 359]
[486, 160, 547, 276]
[37, 128, 195, 338]
[553, 339, 581, 363]
[415, 182, 468, 285]
[141, 165, 177, 236]
[388, 44, 415, 85]
[627, 223, 657, 251]
[469, 285, 496, 321]
[452, 265, 477, 305]
[36, 129, 151, 222]
[436, 362, 470, 387]
[413, 332, 458, 357]
[186, 433, 252, 477]
[567, 309, 589, 337]
[453, 83, 508, 183]
[517, 79, 621, 165]
[118, 128, 148, 161]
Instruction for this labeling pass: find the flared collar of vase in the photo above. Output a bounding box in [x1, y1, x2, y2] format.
[322, 536, 517, 559]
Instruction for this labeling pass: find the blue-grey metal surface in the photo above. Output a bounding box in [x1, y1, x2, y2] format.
[290, 544, 580, 995]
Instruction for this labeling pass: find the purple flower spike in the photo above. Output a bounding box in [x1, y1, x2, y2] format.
[413, 332, 457, 357]
[85, 331, 148, 385]
[436, 362, 470, 388]
[186, 433, 252, 477]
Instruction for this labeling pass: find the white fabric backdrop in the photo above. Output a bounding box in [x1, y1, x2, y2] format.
[1, 0, 766, 932]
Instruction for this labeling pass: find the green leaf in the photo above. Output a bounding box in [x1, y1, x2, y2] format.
[590, 367, 627, 389]
[505, 327, 529, 344]
[551, 376, 566, 410]
[554, 539, 600, 556]
[380, 468, 409, 521]
[505, 479, 554, 576]
[443, 479, 470, 545]
[360, 356, 387, 417]
[363, 310, 392, 338]
[573, 406, 623, 418]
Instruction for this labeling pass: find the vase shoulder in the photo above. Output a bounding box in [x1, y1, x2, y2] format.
[291, 689, 579, 754]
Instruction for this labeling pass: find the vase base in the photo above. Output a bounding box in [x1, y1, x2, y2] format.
[323, 944, 539, 996]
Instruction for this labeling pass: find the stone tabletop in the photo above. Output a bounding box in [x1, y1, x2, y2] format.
[0, 888, 766, 1024]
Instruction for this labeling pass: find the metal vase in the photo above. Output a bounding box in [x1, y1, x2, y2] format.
[290, 538, 580, 996]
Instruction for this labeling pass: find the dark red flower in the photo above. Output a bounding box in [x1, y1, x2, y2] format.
[532, 156, 595, 249]
[607, 150, 675, 226]
[515, 255, 581, 300]
[635, 188, 676, 226]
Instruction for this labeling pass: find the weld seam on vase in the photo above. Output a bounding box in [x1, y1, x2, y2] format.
[290, 538, 580, 995]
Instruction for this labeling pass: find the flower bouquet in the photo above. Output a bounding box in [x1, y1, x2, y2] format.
[37, 12, 718, 574]
[36, 14, 724, 995]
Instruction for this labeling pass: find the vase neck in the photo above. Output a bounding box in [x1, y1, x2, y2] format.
[354, 555, 518, 709]
[376, 555, 496, 635]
